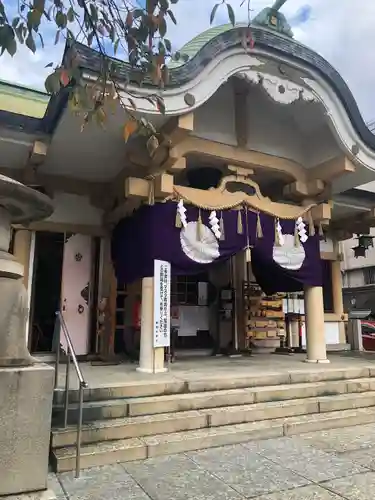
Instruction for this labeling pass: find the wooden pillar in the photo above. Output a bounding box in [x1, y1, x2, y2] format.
[331, 240, 346, 344]
[98, 236, 117, 359]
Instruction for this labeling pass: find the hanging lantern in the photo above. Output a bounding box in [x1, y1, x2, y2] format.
[352, 233, 374, 258]
[358, 234, 374, 250]
[352, 245, 367, 258]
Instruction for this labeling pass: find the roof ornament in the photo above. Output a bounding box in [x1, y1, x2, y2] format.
[253, 0, 293, 38]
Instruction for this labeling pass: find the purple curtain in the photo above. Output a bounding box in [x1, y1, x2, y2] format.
[111, 202, 322, 292]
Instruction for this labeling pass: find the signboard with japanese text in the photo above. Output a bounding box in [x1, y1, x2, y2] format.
[153, 260, 171, 348]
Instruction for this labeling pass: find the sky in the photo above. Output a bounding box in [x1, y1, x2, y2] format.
[1, 0, 375, 122]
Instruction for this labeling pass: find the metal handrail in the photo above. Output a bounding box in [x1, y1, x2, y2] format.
[54, 311, 88, 478]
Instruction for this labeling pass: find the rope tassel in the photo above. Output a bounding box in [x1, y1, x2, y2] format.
[256, 212, 263, 238]
[274, 218, 281, 246]
[220, 212, 225, 241]
[148, 177, 155, 206]
[307, 210, 315, 236]
[237, 208, 243, 234]
[197, 209, 203, 241]
[318, 222, 325, 239]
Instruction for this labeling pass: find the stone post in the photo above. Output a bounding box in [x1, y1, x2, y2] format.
[0, 174, 55, 496]
[137, 277, 166, 373]
[304, 285, 329, 363]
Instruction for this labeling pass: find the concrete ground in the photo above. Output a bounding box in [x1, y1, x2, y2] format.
[48, 423, 375, 499]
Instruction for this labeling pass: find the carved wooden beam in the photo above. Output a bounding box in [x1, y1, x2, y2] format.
[161, 113, 194, 145]
[308, 156, 355, 182]
[124, 173, 174, 200]
[283, 179, 325, 200]
[310, 203, 331, 223]
[171, 136, 305, 181]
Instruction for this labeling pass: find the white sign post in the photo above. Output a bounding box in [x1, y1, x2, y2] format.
[153, 260, 171, 348]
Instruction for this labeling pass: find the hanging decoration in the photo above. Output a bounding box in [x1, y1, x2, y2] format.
[307, 210, 315, 236]
[295, 216, 308, 246]
[147, 176, 155, 206]
[176, 199, 187, 228]
[237, 208, 243, 234]
[274, 218, 284, 246]
[208, 210, 222, 240]
[256, 212, 263, 239]
[219, 211, 225, 241]
[197, 208, 203, 241]
[243, 207, 251, 262]
[352, 233, 374, 258]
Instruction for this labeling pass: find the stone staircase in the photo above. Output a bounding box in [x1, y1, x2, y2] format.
[50, 366, 375, 472]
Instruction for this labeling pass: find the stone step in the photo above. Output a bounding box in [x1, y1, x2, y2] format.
[53, 366, 372, 404]
[125, 378, 375, 416]
[51, 391, 375, 448]
[53, 377, 375, 426]
[51, 406, 375, 472]
[52, 398, 130, 426]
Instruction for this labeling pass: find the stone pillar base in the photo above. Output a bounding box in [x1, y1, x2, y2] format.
[0, 364, 54, 496]
[136, 366, 168, 374]
[304, 358, 331, 364]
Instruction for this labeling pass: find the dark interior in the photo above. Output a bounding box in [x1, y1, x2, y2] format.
[30, 231, 64, 353]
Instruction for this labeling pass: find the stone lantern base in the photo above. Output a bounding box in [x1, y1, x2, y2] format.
[0, 175, 55, 496]
[0, 365, 54, 496]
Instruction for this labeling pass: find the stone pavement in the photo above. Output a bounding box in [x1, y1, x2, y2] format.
[47, 423, 375, 499]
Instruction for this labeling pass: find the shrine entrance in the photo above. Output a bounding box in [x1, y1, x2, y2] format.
[111, 167, 328, 373]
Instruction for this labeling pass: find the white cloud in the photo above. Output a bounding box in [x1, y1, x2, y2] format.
[1, 0, 374, 122]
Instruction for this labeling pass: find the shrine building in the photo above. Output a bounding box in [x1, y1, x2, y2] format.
[2, 5, 375, 373]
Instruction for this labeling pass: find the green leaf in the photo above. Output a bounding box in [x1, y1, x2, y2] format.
[158, 40, 165, 55]
[160, 0, 169, 10]
[114, 38, 120, 54]
[5, 36, 17, 57]
[67, 7, 75, 23]
[45, 72, 61, 94]
[89, 3, 98, 23]
[55, 11, 67, 29]
[227, 3, 235, 26]
[210, 3, 219, 24]
[0, 1, 7, 22]
[27, 9, 42, 30]
[25, 32, 36, 53]
[167, 9, 177, 24]
[164, 38, 171, 52]
[33, 0, 46, 13]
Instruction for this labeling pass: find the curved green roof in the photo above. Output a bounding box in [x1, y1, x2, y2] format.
[170, 23, 246, 68]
